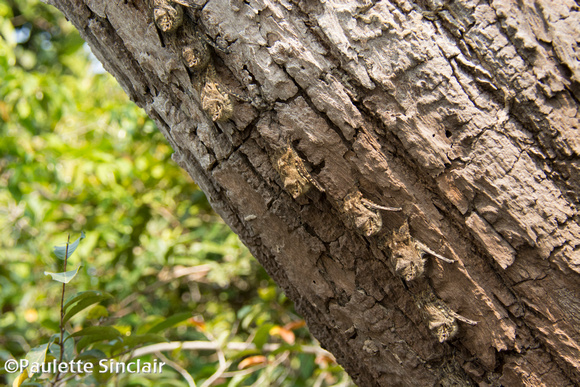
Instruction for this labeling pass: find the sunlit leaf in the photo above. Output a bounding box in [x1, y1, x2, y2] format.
[63, 293, 113, 323]
[12, 368, 28, 387]
[237, 305, 253, 320]
[238, 355, 267, 370]
[188, 316, 206, 331]
[44, 265, 82, 284]
[53, 231, 85, 260]
[315, 353, 336, 367]
[258, 286, 276, 301]
[270, 326, 295, 345]
[87, 305, 109, 320]
[25, 344, 48, 377]
[24, 308, 38, 323]
[284, 320, 306, 331]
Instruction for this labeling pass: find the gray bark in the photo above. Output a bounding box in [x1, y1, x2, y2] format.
[48, 0, 580, 385]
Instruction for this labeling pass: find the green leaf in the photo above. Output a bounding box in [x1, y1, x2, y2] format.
[49, 332, 74, 362]
[76, 336, 107, 354]
[53, 231, 85, 260]
[44, 265, 82, 284]
[298, 353, 316, 379]
[258, 286, 276, 301]
[110, 334, 168, 356]
[75, 349, 107, 362]
[11, 369, 28, 387]
[74, 350, 108, 379]
[252, 323, 275, 350]
[87, 305, 109, 320]
[20, 382, 42, 387]
[270, 343, 298, 356]
[63, 293, 113, 324]
[63, 333, 75, 361]
[69, 326, 121, 339]
[146, 312, 191, 334]
[75, 327, 123, 353]
[25, 344, 48, 376]
[229, 348, 261, 361]
[240, 305, 262, 330]
[237, 305, 253, 320]
[135, 315, 164, 335]
[48, 343, 60, 358]
[41, 318, 60, 332]
[64, 290, 112, 312]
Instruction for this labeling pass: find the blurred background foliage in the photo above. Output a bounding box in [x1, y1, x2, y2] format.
[0, 0, 352, 385]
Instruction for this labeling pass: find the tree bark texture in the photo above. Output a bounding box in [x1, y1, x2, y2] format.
[49, 0, 580, 385]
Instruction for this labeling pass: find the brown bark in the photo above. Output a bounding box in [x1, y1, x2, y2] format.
[48, 0, 580, 385]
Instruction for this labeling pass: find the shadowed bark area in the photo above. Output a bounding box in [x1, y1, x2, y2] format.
[49, 0, 580, 385]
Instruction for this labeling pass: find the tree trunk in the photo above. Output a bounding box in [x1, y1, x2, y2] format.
[48, 0, 580, 385]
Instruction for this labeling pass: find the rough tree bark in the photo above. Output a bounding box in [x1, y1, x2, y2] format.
[48, 0, 580, 385]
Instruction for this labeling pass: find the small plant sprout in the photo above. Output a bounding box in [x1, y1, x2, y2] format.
[46, 232, 85, 386]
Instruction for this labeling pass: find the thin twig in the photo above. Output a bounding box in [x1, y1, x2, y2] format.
[252, 351, 290, 386]
[219, 363, 269, 378]
[130, 341, 333, 358]
[313, 371, 325, 387]
[155, 351, 197, 387]
[361, 198, 402, 212]
[54, 373, 76, 387]
[416, 241, 455, 263]
[200, 331, 230, 387]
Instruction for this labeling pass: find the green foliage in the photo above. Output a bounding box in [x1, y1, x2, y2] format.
[0, 1, 354, 386]
[53, 231, 85, 260]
